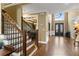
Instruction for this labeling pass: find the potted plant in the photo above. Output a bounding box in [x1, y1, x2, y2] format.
[0, 35, 4, 49]
[0, 39, 3, 49]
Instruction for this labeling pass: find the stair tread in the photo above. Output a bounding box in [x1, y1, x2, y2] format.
[27, 41, 34, 47]
[27, 45, 35, 55]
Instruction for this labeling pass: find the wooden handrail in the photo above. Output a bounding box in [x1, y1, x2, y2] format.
[2, 11, 23, 33]
[22, 19, 34, 30]
[0, 49, 14, 56]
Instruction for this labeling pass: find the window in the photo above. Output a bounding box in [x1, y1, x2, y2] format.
[55, 12, 64, 21]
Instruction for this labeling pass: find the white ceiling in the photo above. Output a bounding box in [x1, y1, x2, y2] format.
[22, 3, 79, 14]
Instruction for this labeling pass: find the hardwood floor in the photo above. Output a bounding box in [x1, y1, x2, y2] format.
[34, 36, 79, 56]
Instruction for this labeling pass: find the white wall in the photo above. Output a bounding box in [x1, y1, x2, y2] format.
[47, 13, 53, 36]
[16, 5, 22, 29]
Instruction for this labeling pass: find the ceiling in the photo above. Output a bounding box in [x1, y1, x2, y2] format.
[22, 3, 79, 14]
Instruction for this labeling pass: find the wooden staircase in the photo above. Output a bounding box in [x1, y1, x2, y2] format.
[0, 10, 38, 56]
[21, 16, 38, 56]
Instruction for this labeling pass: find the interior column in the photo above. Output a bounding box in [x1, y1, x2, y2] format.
[64, 12, 68, 35]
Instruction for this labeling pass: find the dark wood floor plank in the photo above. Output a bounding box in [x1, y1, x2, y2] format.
[34, 36, 79, 56]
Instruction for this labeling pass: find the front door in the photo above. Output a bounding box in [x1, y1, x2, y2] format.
[55, 23, 64, 36]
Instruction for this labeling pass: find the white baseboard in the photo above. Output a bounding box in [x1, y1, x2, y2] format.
[38, 41, 48, 44]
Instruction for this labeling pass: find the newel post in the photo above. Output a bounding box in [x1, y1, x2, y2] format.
[23, 31, 27, 56]
[36, 30, 38, 47]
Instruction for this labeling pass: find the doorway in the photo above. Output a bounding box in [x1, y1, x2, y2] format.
[55, 23, 64, 36]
